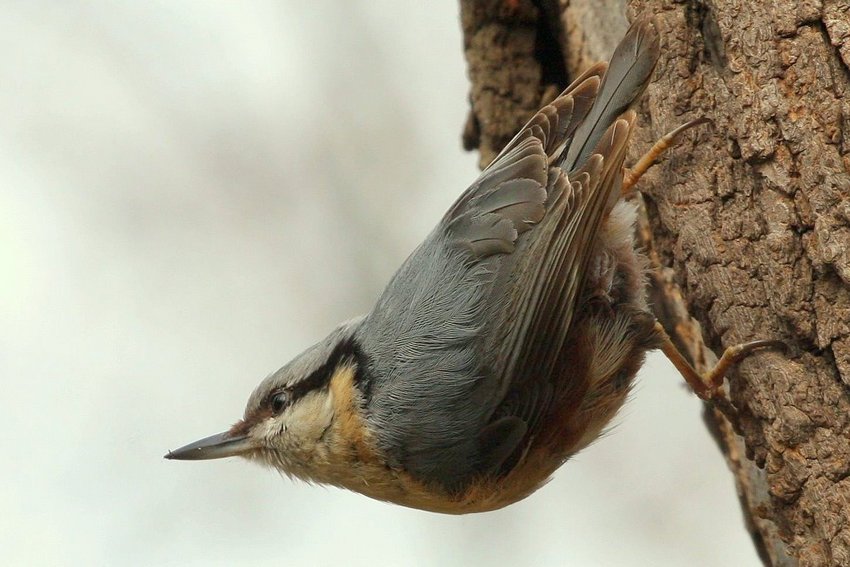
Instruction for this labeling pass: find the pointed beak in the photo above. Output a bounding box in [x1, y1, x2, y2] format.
[164, 431, 257, 461]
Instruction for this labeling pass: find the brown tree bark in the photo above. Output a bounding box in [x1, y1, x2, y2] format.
[460, 1, 850, 565]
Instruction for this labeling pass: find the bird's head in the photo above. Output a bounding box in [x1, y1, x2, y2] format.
[165, 318, 366, 481]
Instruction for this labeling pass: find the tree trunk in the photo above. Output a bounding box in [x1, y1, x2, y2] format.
[459, 0, 850, 565]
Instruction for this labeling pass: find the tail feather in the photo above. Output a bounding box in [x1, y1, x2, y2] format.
[562, 15, 660, 172]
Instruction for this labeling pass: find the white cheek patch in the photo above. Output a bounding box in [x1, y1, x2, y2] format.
[323, 389, 335, 414]
[287, 390, 335, 439]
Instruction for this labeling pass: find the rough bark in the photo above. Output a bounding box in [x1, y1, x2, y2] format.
[459, 0, 850, 565]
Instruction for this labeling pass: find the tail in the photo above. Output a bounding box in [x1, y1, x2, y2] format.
[561, 15, 660, 172]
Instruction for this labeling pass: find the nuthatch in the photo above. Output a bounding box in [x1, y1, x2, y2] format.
[166, 17, 782, 514]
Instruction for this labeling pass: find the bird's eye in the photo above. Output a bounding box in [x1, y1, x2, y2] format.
[270, 391, 291, 414]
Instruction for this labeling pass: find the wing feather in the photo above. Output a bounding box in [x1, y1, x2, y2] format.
[359, 18, 658, 489]
[443, 73, 603, 254]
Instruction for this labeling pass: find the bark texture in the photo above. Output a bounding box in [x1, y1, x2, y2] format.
[459, 0, 850, 565]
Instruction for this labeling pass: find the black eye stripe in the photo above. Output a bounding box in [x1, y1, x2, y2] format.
[266, 337, 365, 410]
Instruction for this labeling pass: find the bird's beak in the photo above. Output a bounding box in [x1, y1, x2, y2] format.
[164, 431, 257, 461]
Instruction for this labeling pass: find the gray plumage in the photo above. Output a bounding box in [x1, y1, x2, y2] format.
[198, 16, 660, 494]
[349, 18, 661, 489]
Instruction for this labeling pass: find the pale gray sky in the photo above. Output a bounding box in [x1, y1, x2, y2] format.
[1, 2, 758, 565]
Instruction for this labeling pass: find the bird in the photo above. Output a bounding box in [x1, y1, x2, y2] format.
[166, 16, 782, 514]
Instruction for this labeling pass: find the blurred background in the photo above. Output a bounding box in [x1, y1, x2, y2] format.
[1, 2, 760, 566]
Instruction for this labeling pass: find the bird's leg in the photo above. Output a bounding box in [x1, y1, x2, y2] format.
[653, 322, 785, 401]
[622, 117, 711, 196]
[628, 117, 784, 397]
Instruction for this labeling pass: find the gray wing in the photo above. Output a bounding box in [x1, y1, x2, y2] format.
[357, 18, 659, 491]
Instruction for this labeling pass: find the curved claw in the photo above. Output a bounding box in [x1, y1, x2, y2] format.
[622, 116, 712, 195]
[654, 321, 787, 401]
